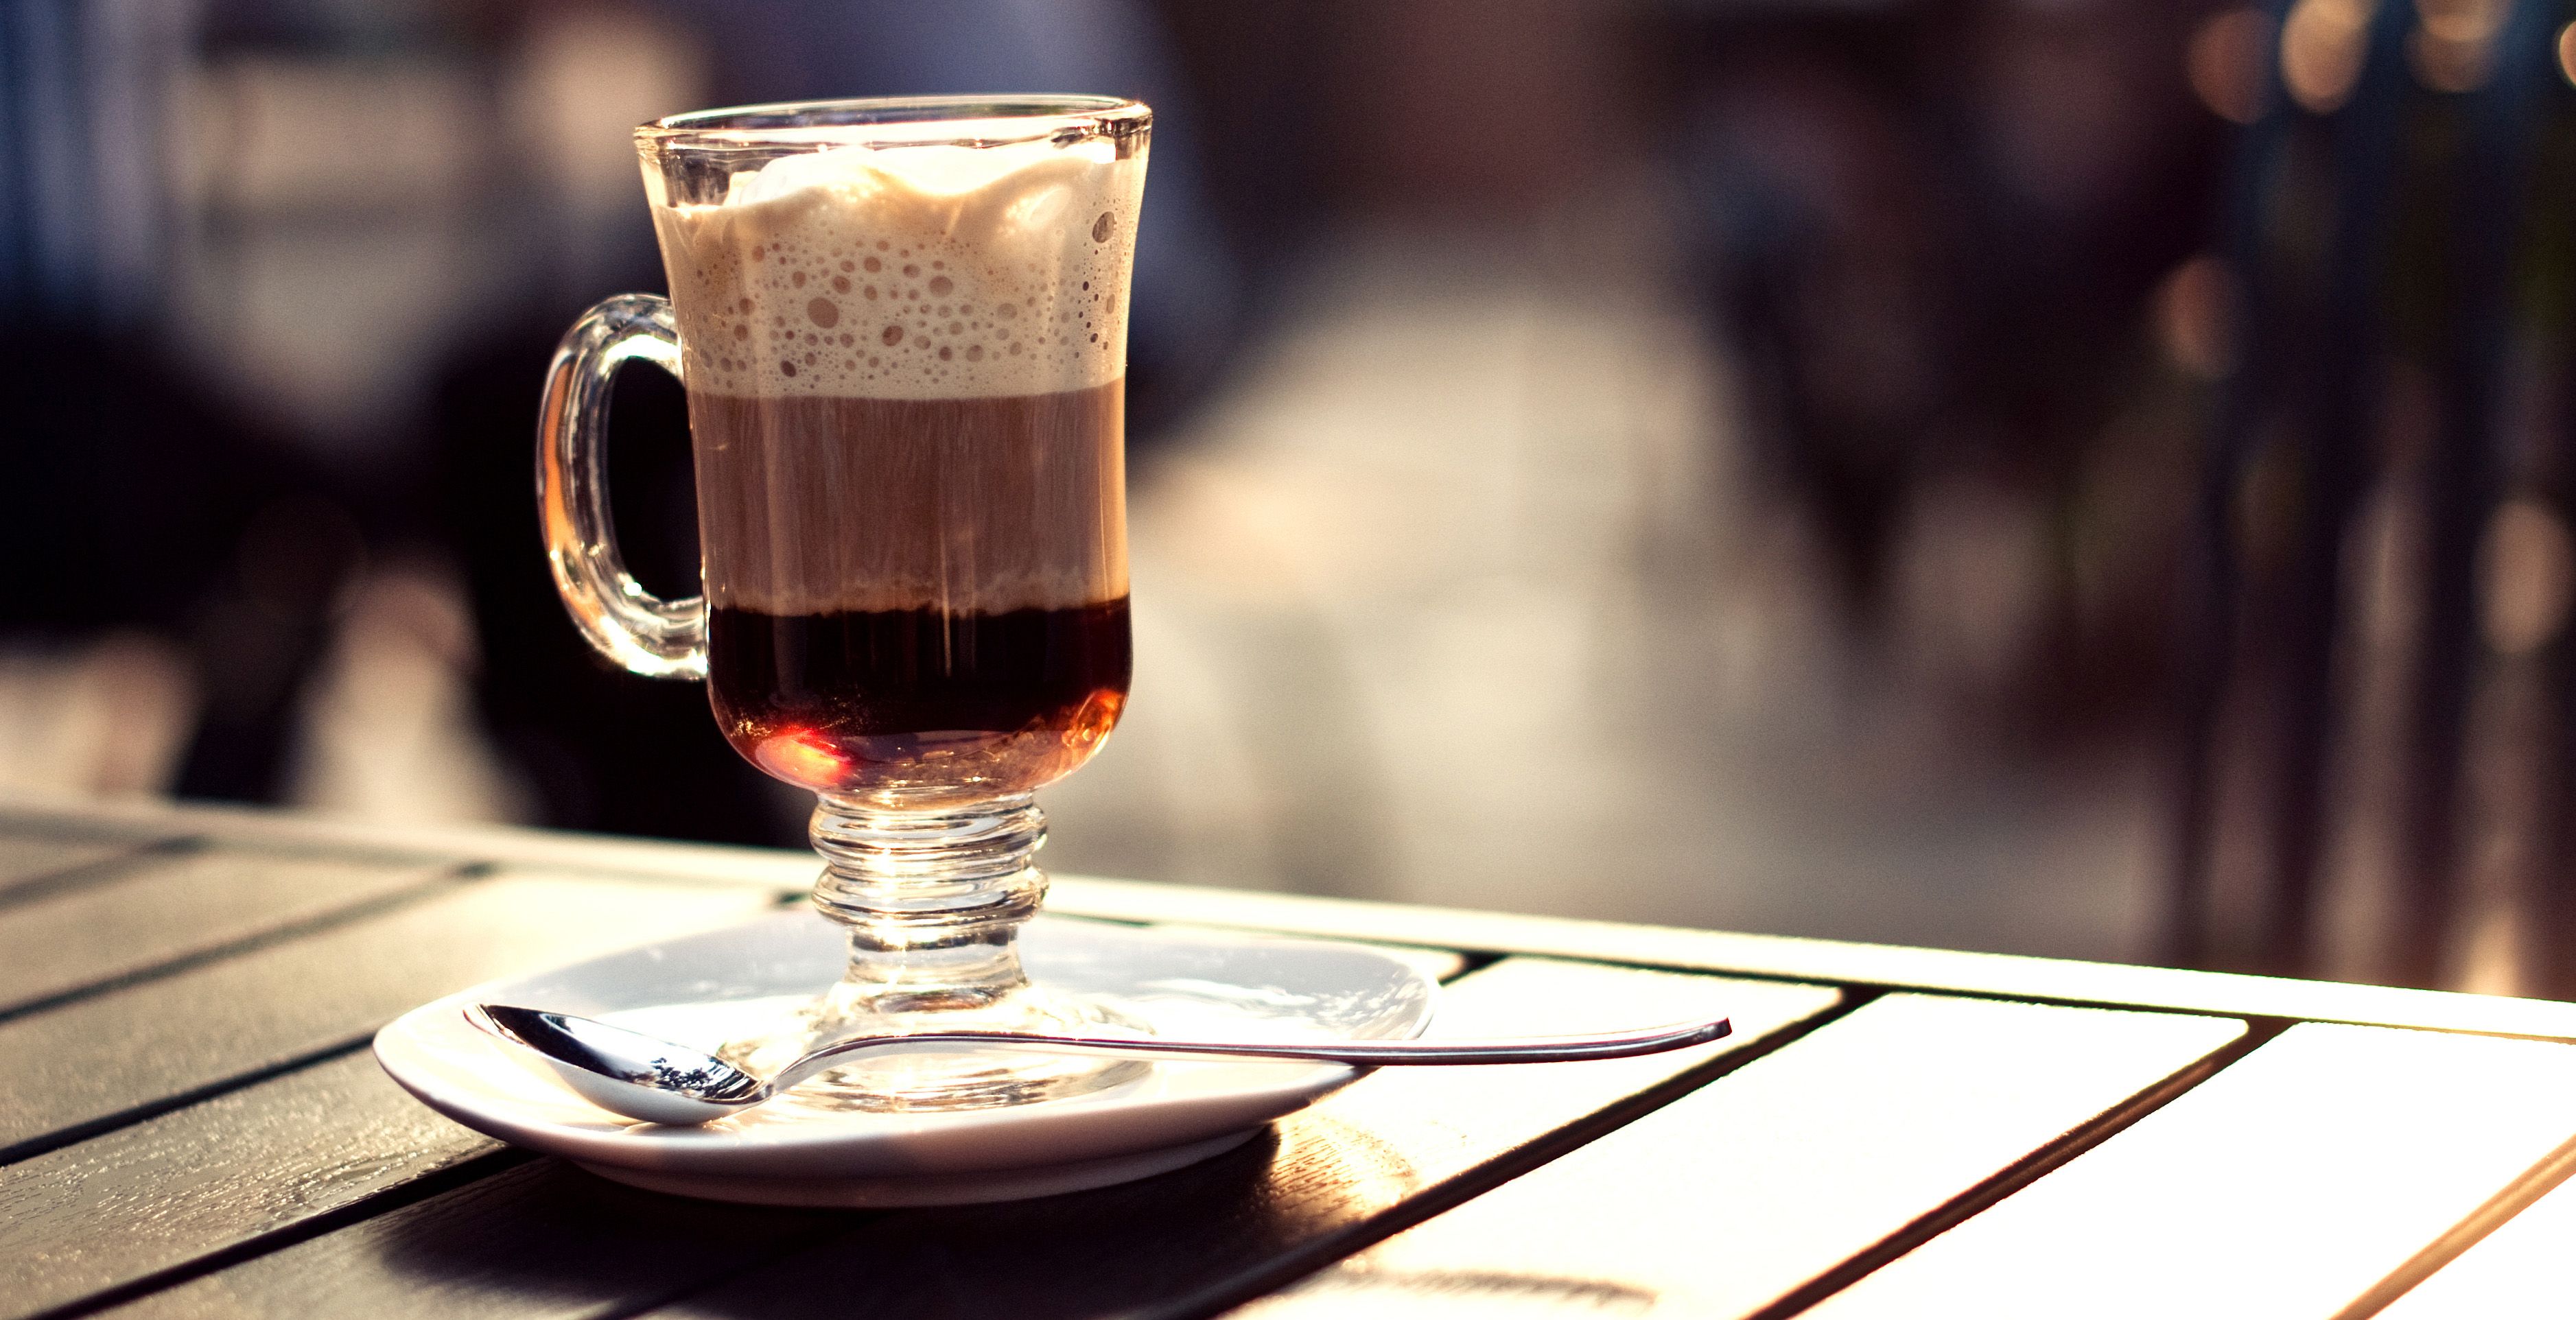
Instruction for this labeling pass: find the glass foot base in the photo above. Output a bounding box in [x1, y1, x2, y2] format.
[718, 983, 1150, 1114]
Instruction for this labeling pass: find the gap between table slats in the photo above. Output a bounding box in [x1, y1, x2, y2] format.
[0, 846, 473, 1020]
[2364, 1140, 2576, 1318]
[2330, 1127, 2576, 1319]
[0, 836, 198, 909]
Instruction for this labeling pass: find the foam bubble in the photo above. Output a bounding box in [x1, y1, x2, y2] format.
[653, 139, 1145, 400]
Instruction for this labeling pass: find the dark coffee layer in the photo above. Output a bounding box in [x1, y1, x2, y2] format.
[710, 600, 1129, 796]
[687, 383, 1125, 617]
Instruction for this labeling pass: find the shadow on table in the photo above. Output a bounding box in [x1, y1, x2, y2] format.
[368, 1118, 1459, 1317]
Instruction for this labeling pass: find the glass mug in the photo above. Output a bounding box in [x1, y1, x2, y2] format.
[537, 95, 1151, 1111]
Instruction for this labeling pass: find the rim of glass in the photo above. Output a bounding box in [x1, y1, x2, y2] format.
[637, 95, 1149, 150]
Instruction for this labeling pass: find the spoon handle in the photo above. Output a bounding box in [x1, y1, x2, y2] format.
[778, 1015, 1732, 1089]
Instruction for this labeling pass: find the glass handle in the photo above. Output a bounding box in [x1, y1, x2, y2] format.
[535, 293, 707, 680]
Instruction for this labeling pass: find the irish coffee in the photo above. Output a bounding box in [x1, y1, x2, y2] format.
[649, 123, 1145, 802]
[539, 97, 1158, 1114]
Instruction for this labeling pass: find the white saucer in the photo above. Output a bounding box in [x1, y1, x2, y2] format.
[373, 912, 1438, 1207]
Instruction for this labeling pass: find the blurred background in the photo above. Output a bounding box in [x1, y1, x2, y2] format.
[13, 0, 2576, 998]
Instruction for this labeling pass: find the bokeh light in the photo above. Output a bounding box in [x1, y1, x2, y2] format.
[2282, 0, 2374, 113]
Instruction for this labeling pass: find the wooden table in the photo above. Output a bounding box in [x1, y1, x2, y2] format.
[2, 797, 2571, 1319]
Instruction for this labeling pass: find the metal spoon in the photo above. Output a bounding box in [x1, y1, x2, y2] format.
[471, 1002, 1733, 1124]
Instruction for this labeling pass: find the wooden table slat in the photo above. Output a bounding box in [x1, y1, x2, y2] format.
[0, 1052, 502, 1320]
[1802, 1022, 2576, 1320]
[1045, 877, 2576, 1041]
[0, 847, 460, 1015]
[102, 960, 1840, 1320]
[0, 871, 775, 1162]
[1229, 992, 2250, 1319]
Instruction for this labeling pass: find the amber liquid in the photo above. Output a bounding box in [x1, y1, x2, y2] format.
[707, 600, 1129, 796]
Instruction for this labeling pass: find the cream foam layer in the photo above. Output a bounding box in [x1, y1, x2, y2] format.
[651, 139, 1145, 400]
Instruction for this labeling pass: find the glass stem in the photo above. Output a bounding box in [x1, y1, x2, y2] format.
[808, 792, 1046, 1014]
